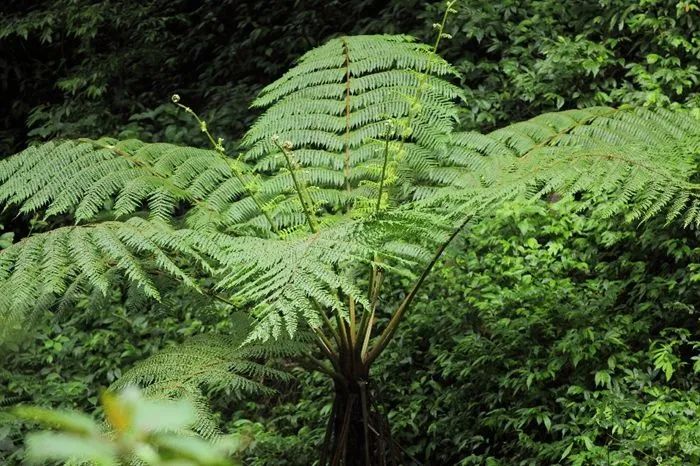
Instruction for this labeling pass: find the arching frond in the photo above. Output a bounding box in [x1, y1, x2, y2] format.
[0, 139, 228, 224]
[433, 107, 700, 227]
[0, 217, 233, 340]
[0, 137, 296, 235]
[112, 313, 309, 437]
[215, 209, 450, 341]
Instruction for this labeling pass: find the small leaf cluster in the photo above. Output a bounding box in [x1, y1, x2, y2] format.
[13, 387, 244, 466]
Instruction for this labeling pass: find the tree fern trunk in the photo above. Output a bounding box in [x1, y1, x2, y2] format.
[321, 377, 399, 466]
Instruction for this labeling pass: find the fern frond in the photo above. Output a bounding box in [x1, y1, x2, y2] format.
[434, 107, 700, 227]
[0, 218, 237, 339]
[215, 209, 450, 341]
[112, 313, 308, 437]
[241, 34, 465, 230]
[0, 139, 218, 222]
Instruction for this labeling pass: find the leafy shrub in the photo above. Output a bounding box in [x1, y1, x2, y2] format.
[0, 284, 238, 462]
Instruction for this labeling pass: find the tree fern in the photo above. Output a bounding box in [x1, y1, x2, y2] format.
[2, 41, 698, 350]
[2, 21, 700, 464]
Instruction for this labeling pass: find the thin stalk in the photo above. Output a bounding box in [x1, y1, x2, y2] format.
[361, 0, 466, 364]
[366, 215, 471, 365]
[367, 262, 377, 303]
[430, 1, 455, 58]
[335, 311, 351, 355]
[355, 262, 382, 362]
[411, 1, 455, 107]
[367, 123, 392, 349]
[319, 308, 343, 348]
[274, 140, 318, 233]
[375, 129, 392, 214]
[299, 354, 345, 386]
[348, 297, 357, 345]
[312, 327, 340, 367]
[355, 306, 373, 352]
[337, 309, 356, 377]
[370, 265, 384, 311]
[359, 309, 375, 363]
[172, 99, 279, 235]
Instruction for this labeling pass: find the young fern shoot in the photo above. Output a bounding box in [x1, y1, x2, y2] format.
[172, 95, 280, 236]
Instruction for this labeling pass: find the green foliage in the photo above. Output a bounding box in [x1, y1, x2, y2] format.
[3, 105, 699, 343]
[0, 33, 470, 464]
[0, 217, 232, 342]
[0, 279, 236, 463]
[435, 0, 700, 128]
[244, 34, 464, 208]
[3, 0, 699, 154]
[13, 387, 243, 466]
[0, 33, 466, 344]
[0, 139, 222, 224]
[0, 224, 13, 249]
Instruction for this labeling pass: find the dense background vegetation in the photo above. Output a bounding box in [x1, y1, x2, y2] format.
[1, 1, 699, 464]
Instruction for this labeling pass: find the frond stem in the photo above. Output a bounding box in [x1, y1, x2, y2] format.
[335, 311, 352, 355]
[173, 101, 280, 236]
[312, 327, 341, 367]
[348, 297, 357, 344]
[519, 108, 619, 158]
[375, 131, 392, 214]
[319, 307, 343, 347]
[274, 140, 318, 233]
[366, 214, 470, 365]
[298, 354, 345, 386]
[356, 308, 375, 363]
